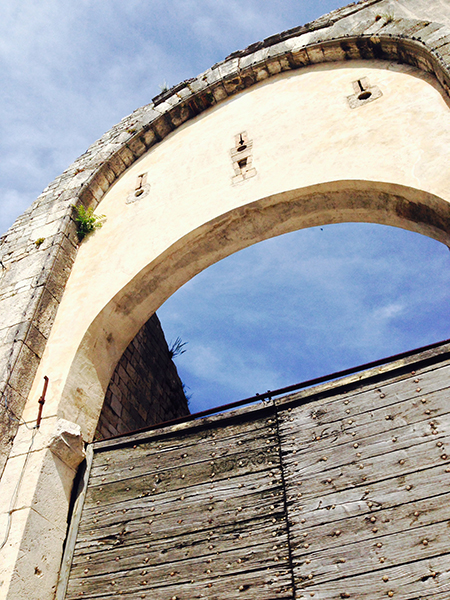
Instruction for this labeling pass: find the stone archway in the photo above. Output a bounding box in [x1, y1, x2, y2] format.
[58, 181, 450, 439]
[2, 4, 450, 597]
[33, 57, 450, 440]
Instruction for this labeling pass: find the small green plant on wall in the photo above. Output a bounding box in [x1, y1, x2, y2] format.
[73, 205, 105, 241]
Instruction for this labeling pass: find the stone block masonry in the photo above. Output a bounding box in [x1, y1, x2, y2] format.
[95, 314, 189, 440]
[0, 224, 78, 477]
[1, 0, 450, 479]
[2, 3, 450, 596]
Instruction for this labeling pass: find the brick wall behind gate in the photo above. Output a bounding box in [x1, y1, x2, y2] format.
[94, 313, 189, 440]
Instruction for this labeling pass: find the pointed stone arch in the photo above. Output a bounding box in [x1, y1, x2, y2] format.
[2, 16, 450, 465]
[2, 5, 450, 598]
[57, 181, 450, 436]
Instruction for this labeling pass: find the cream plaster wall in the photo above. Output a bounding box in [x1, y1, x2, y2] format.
[26, 60, 450, 436]
[2, 58, 450, 600]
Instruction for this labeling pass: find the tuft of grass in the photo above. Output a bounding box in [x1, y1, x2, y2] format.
[182, 382, 192, 405]
[73, 205, 105, 241]
[168, 336, 187, 359]
[159, 81, 169, 93]
[35, 237, 45, 248]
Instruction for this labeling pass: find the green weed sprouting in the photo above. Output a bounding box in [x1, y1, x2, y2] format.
[73, 205, 105, 241]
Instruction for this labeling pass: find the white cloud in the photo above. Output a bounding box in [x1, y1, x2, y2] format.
[0, 0, 353, 234]
[184, 342, 282, 390]
[372, 302, 405, 322]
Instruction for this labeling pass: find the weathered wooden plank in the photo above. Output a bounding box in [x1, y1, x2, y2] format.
[75, 475, 285, 550]
[67, 537, 291, 592]
[295, 552, 450, 599]
[67, 565, 293, 600]
[276, 350, 450, 417]
[282, 360, 450, 418]
[88, 422, 279, 486]
[80, 478, 284, 534]
[279, 369, 450, 453]
[280, 385, 450, 459]
[71, 513, 287, 572]
[90, 414, 274, 469]
[282, 430, 446, 474]
[289, 490, 450, 551]
[293, 514, 450, 584]
[92, 404, 275, 457]
[282, 432, 450, 503]
[293, 361, 447, 415]
[286, 460, 450, 528]
[84, 442, 280, 509]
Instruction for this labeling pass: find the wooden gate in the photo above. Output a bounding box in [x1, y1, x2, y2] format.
[57, 342, 450, 600]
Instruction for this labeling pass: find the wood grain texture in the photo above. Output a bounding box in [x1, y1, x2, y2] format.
[60, 349, 450, 600]
[65, 410, 293, 599]
[280, 355, 450, 600]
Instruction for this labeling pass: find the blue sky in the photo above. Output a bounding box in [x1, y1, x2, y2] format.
[160, 225, 450, 411]
[1, 0, 449, 413]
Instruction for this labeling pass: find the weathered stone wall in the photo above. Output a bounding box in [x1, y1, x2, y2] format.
[95, 314, 189, 440]
[1, 0, 450, 478]
[2, 2, 450, 598]
[0, 207, 78, 477]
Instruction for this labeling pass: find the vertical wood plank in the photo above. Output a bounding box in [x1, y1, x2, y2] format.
[56, 444, 94, 600]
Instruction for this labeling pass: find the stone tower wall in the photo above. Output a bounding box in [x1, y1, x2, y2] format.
[95, 314, 189, 440]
